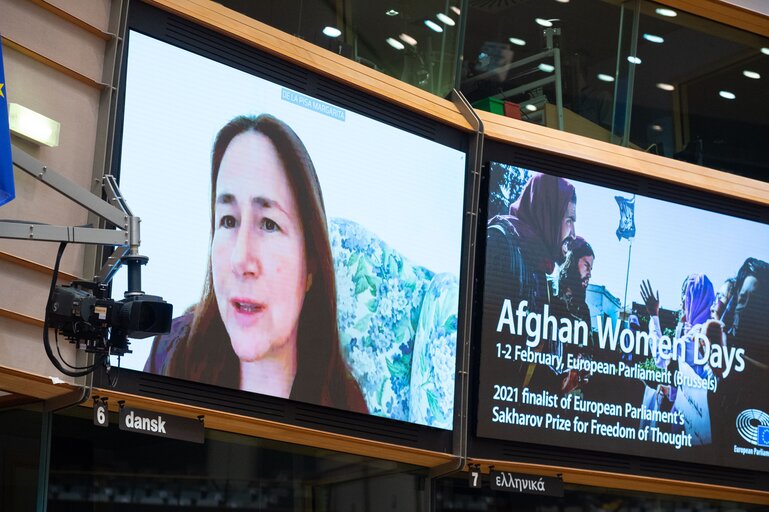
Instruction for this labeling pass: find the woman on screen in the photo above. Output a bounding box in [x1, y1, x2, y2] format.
[640, 275, 716, 444]
[145, 114, 367, 413]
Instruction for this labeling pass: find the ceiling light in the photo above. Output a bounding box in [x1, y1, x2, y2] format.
[627, 56, 642, 64]
[508, 37, 526, 46]
[399, 33, 417, 46]
[385, 9, 399, 16]
[743, 70, 761, 79]
[719, 90, 736, 100]
[643, 33, 664, 44]
[538, 63, 555, 73]
[762, 47, 769, 56]
[450, 6, 461, 16]
[424, 20, 443, 32]
[535, 18, 556, 27]
[322, 26, 341, 38]
[556, 0, 570, 3]
[9, 103, 61, 147]
[651, 124, 663, 132]
[386, 37, 405, 50]
[656, 83, 675, 91]
[525, 104, 538, 112]
[597, 73, 614, 82]
[436, 13, 456, 26]
[655, 7, 677, 17]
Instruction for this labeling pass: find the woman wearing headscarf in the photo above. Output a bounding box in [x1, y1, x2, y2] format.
[640, 275, 716, 444]
[483, 173, 577, 393]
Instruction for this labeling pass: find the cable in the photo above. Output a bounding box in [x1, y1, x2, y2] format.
[43, 242, 103, 377]
[105, 356, 120, 387]
[54, 328, 96, 371]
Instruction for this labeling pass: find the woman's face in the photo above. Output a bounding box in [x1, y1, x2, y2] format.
[211, 131, 309, 362]
[711, 281, 732, 320]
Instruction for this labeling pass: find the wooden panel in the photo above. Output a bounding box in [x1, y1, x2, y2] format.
[479, 111, 769, 207]
[655, 0, 769, 37]
[0, 365, 74, 399]
[143, 0, 471, 132]
[467, 458, 769, 504]
[1, 36, 107, 90]
[25, 0, 113, 40]
[0, 251, 79, 281]
[0, 308, 44, 327]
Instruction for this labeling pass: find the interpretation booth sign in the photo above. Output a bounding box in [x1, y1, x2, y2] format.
[477, 163, 769, 472]
[489, 471, 564, 497]
[119, 406, 205, 444]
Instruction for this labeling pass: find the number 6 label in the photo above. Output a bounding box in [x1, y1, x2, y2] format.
[94, 401, 108, 427]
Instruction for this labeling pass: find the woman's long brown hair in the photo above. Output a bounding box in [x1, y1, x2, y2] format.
[168, 114, 366, 412]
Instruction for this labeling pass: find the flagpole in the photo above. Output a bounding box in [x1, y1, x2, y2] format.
[622, 238, 633, 316]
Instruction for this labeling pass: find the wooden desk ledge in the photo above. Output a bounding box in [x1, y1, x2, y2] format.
[0, 365, 76, 400]
[88, 387, 455, 468]
[466, 457, 769, 505]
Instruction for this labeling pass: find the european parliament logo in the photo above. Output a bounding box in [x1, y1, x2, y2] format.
[736, 409, 769, 447]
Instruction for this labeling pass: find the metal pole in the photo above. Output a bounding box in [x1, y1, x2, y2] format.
[622, 239, 633, 316]
[621, 0, 641, 147]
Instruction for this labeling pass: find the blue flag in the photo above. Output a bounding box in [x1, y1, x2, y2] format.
[615, 194, 636, 241]
[0, 39, 15, 206]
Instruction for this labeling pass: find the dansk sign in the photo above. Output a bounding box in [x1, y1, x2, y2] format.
[119, 406, 204, 444]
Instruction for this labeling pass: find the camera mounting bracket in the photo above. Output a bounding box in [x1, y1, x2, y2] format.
[0, 145, 139, 286]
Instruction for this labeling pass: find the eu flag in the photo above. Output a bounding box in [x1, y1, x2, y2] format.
[0, 38, 15, 206]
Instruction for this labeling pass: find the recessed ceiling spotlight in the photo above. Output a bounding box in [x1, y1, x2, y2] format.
[525, 104, 538, 112]
[424, 19, 443, 32]
[538, 63, 555, 73]
[627, 56, 642, 64]
[436, 13, 456, 26]
[508, 37, 526, 46]
[450, 6, 461, 16]
[651, 124, 663, 132]
[399, 33, 418, 46]
[555, 0, 570, 3]
[322, 26, 342, 38]
[597, 73, 615, 82]
[743, 70, 761, 79]
[719, 90, 736, 100]
[386, 37, 405, 50]
[655, 7, 677, 17]
[762, 47, 769, 56]
[643, 33, 664, 44]
[657, 83, 675, 91]
[385, 9, 399, 16]
[535, 18, 557, 27]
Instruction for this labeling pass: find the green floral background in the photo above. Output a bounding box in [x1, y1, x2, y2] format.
[330, 218, 459, 429]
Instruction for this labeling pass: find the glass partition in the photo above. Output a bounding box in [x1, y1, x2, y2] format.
[48, 408, 427, 510]
[214, 0, 463, 97]
[460, 0, 769, 181]
[213, 0, 769, 182]
[0, 408, 42, 510]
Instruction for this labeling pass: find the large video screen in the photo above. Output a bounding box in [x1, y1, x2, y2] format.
[477, 162, 769, 471]
[113, 31, 466, 429]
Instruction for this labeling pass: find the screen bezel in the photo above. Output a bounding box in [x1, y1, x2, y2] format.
[100, 0, 473, 451]
[469, 138, 769, 482]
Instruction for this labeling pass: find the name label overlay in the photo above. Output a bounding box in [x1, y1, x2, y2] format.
[489, 471, 564, 497]
[119, 406, 204, 444]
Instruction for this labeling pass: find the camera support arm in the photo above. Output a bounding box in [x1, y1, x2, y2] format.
[0, 145, 138, 285]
